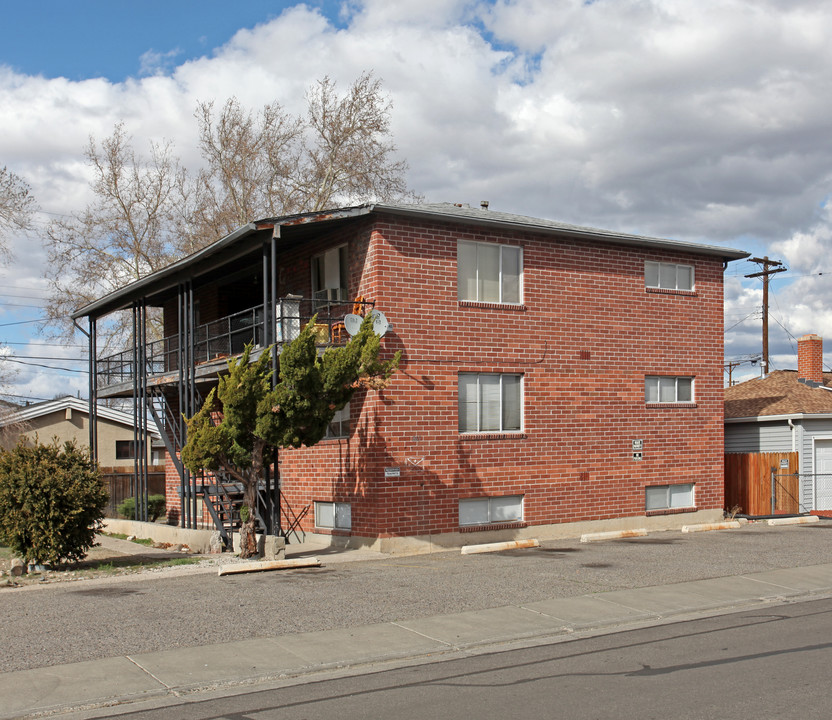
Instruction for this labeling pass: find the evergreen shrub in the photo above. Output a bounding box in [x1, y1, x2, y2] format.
[0, 440, 107, 564]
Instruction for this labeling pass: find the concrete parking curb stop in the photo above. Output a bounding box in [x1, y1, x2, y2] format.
[460, 539, 540, 554]
[767, 515, 820, 526]
[580, 529, 647, 543]
[681, 520, 743, 533]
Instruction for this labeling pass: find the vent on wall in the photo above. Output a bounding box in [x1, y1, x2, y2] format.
[579, 350, 591, 360]
[578, 472, 590, 483]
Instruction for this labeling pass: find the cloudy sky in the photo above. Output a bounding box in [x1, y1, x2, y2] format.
[1, 0, 831, 401]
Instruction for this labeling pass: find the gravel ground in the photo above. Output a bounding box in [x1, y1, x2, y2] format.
[3, 520, 832, 673]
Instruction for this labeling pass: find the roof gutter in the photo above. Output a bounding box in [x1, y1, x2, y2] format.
[725, 413, 829, 423]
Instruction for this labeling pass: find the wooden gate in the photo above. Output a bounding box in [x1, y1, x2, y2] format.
[724, 452, 800, 515]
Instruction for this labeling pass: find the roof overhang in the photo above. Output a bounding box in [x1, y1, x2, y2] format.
[72, 206, 373, 321]
[73, 202, 749, 321]
[372, 203, 750, 262]
[724, 413, 832, 423]
[0, 395, 162, 437]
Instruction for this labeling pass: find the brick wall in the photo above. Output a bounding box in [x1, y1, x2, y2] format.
[278, 213, 726, 538]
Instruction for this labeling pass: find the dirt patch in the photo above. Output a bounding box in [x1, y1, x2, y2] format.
[0, 542, 204, 588]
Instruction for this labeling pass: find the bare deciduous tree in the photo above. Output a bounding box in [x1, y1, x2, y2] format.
[44, 123, 182, 350]
[182, 71, 416, 251]
[45, 73, 415, 350]
[301, 73, 412, 212]
[182, 98, 302, 250]
[0, 165, 36, 264]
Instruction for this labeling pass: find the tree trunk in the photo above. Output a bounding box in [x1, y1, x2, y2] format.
[239, 472, 259, 559]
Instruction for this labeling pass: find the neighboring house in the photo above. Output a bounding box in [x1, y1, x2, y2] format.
[72, 202, 748, 551]
[0, 395, 164, 469]
[725, 333, 832, 512]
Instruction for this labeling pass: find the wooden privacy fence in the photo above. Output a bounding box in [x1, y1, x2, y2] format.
[724, 452, 799, 516]
[100, 466, 166, 518]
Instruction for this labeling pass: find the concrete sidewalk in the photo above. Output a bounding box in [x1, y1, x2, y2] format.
[3, 560, 832, 719]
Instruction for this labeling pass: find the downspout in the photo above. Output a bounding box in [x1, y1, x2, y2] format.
[788, 418, 796, 453]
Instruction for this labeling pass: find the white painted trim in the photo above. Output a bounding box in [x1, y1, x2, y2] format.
[811, 435, 832, 511]
[0, 396, 161, 439]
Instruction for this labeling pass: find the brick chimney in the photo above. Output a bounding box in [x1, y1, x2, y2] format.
[798, 334, 824, 384]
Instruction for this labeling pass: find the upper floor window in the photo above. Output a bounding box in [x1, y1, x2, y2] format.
[645, 376, 694, 404]
[459, 373, 522, 433]
[326, 402, 350, 439]
[645, 261, 694, 291]
[458, 240, 522, 304]
[312, 245, 348, 304]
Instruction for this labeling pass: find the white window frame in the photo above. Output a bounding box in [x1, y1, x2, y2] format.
[325, 402, 350, 439]
[458, 373, 523, 433]
[314, 501, 352, 530]
[645, 376, 694, 404]
[459, 495, 524, 526]
[457, 240, 523, 304]
[645, 483, 695, 511]
[311, 244, 349, 304]
[645, 261, 694, 291]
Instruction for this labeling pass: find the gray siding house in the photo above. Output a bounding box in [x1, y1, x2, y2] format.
[725, 334, 832, 511]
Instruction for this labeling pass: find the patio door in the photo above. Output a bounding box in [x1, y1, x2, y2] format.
[814, 440, 832, 510]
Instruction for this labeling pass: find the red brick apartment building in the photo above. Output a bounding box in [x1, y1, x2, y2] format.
[73, 203, 748, 552]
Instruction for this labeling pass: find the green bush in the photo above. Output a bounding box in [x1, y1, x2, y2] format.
[118, 494, 166, 522]
[0, 440, 107, 565]
[149, 494, 166, 521]
[117, 496, 136, 519]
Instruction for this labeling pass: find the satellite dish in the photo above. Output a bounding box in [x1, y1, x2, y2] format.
[343, 313, 363, 336]
[369, 309, 391, 337]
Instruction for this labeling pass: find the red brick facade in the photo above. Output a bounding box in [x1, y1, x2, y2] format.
[275, 212, 728, 540]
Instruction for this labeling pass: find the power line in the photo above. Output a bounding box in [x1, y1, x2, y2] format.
[0, 340, 86, 348]
[0, 318, 46, 328]
[0, 357, 87, 373]
[1, 354, 87, 362]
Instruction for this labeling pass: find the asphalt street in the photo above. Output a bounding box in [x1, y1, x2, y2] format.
[71, 597, 832, 720]
[3, 521, 832, 674]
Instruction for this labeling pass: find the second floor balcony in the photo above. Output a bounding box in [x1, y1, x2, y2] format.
[96, 296, 374, 394]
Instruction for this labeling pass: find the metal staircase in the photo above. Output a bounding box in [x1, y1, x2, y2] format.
[145, 386, 309, 549]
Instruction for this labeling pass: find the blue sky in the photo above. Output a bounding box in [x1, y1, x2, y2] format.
[1, 0, 831, 400]
[1, 2, 344, 81]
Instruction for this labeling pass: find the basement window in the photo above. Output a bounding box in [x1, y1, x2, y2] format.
[459, 495, 524, 526]
[315, 501, 351, 530]
[646, 483, 695, 511]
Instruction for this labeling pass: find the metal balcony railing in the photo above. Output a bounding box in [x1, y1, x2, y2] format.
[95, 297, 374, 389]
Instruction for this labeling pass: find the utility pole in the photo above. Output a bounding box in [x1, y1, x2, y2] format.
[745, 257, 787, 375]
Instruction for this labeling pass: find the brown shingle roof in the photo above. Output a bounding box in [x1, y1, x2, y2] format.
[725, 370, 832, 418]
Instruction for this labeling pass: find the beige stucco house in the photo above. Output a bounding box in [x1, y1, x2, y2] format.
[0, 396, 163, 469]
